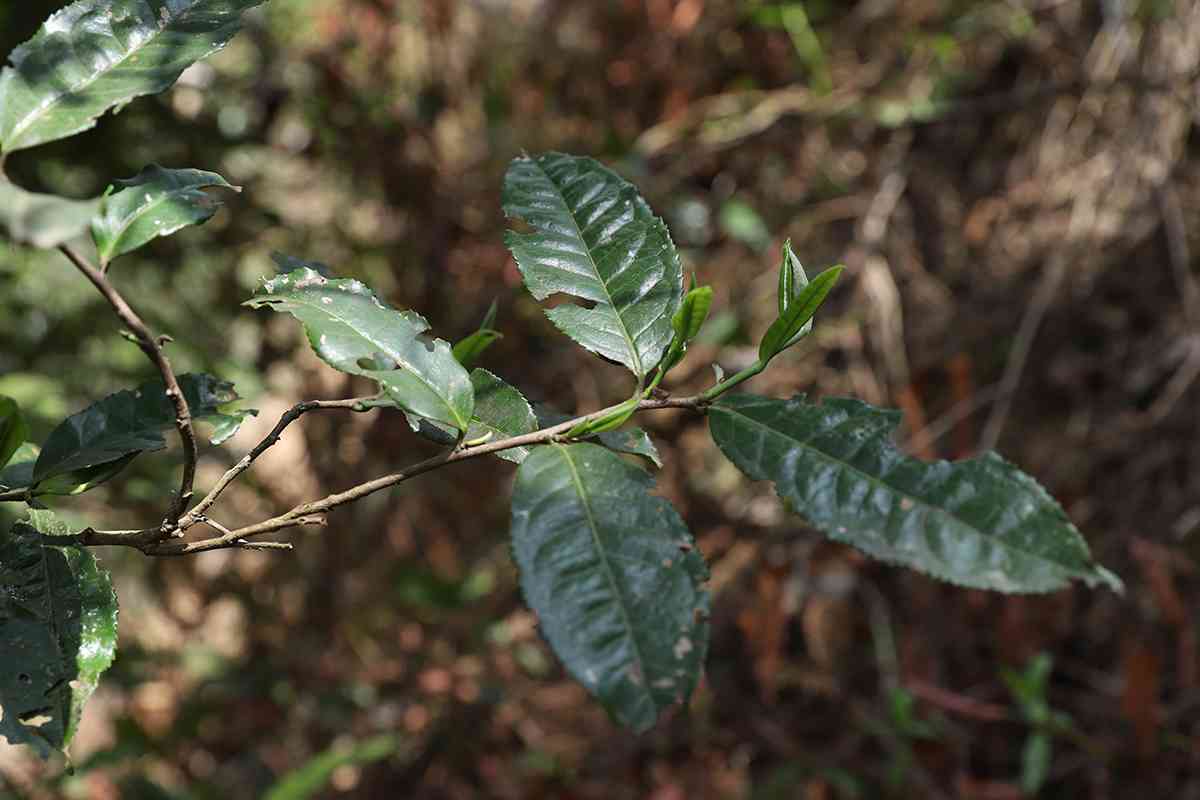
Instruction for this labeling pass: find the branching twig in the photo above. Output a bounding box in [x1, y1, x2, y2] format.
[72, 393, 707, 555]
[58, 244, 198, 531]
[177, 396, 380, 530]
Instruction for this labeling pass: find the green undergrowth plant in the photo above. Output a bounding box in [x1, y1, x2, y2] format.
[0, 0, 1120, 762]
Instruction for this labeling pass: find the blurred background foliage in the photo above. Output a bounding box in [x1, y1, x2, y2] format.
[3, 0, 1200, 797]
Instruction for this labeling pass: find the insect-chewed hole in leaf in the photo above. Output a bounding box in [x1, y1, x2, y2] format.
[19, 709, 52, 727]
[17, 673, 32, 685]
[507, 216, 534, 235]
[355, 352, 399, 371]
[545, 295, 598, 311]
[414, 332, 438, 354]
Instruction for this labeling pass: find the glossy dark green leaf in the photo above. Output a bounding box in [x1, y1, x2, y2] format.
[91, 165, 240, 266]
[510, 443, 709, 731]
[33, 373, 249, 485]
[660, 284, 713, 375]
[503, 153, 683, 379]
[0, 0, 266, 153]
[0, 509, 118, 758]
[534, 404, 662, 468]
[0, 396, 27, 470]
[0, 181, 101, 248]
[709, 394, 1122, 593]
[465, 369, 536, 463]
[758, 265, 843, 361]
[246, 262, 474, 432]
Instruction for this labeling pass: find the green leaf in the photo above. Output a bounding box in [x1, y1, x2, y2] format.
[452, 299, 502, 368]
[534, 404, 662, 468]
[503, 153, 683, 379]
[777, 239, 808, 317]
[510, 443, 709, 731]
[33, 373, 249, 486]
[719, 198, 771, 251]
[593, 426, 662, 469]
[660, 284, 714, 375]
[264, 733, 400, 800]
[0, 510, 118, 758]
[452, 330, 502, 369]
[1020, 733, 1052, 795]
[0, 181, 102, 248]
[0, 396, 28, 470]
[709, 394, 1122, 593]
[0, 0, 267, 153]
[0, 442, 38, 492]
[465, 369, 536, 464]
[91, 165, 240, 266]
[247, 261, 474, 432]
[758, 265, 843, 362]
[566, 396, 639, 438]
[36, 453, 142, 497]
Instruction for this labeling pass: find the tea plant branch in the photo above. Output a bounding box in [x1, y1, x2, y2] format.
[177, 395, 382, 530]
[66, 386, 734, 555]
[58, 243, 199, 530]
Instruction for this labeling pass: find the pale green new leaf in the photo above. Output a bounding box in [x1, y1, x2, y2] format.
[33, 373, 251, 486]
[503, 153, 683, 379]
[0, 0, 267, 153]
[510, 443, 709, 731]
[709, 394, 1121, 593]
[777, 238, 808, 317]
[92, 165, 240, 266]
[0, 510, 118, 758]
[660, 284, 713, 375]
[246, 261, 474, 431]
[0, 396, 27, 470]
[465, 369, 536, 464]
[758, 265, 843, 362]
[0, 181, 101, 248]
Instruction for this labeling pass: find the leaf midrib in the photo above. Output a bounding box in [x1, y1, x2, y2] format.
[530, 158, 644, 378]
[283, 291, 469, 430]
[555, 444, 652, 706]
[716, 403, 1083, 578]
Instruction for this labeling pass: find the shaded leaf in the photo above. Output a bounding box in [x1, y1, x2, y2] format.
[0, 181, 101, 248]
[0, 510, 118, 758]
[33, 373, 249, 485]
[534, 404, 661, 468]
[452, 330, 502, 369]
[510, 443, 709, 731]
[503, 152, 683, 379]
[264, 733, 400, 800]
[92, 165, 240, 266]
[709, 394, 1121, 593]
[0, 442, 37, 492]
[0, 396, 27, 470]
[246, 261, 474, 431]
[0, 0, 267, 153]
[758, 265, 843, 361]
[37, 453, 142, 496]
[465, 369, 536, 464]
